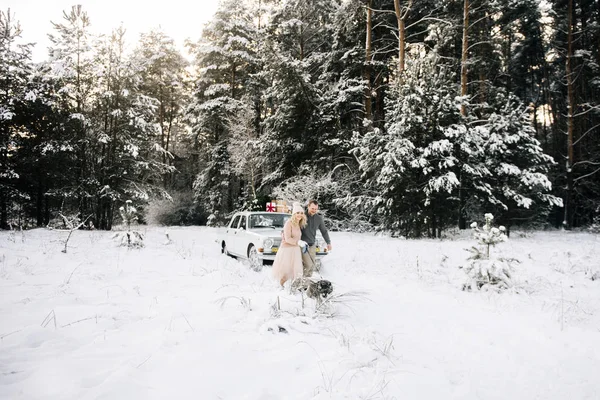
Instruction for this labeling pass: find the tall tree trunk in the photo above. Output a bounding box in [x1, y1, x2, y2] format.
[0, 189, 6, 229]
[393, 0, 412, 76]
[165, 101, 174, 188]
[458, 0, 470, 230]
[299, 23, 304, 61]
[106, 203, 113, 230]
[597, 0, 600, 69]
[577, 3, 588, 171]
[478, 11, 490, 104]
[565, 0, 575, 229]
[0, 133, 7, 228]
[73, 9, 89, 220]
[364, 0, 373, 120]
[430, 213, 437, 238]
[460, 0, 469, 117]
[166, 90, 174, 156]
[36, 167, 44, 226]
[159, 87, 166, 164]
[44, 196, 50, 226]
[97, 60, 112, 230]
[258, 0, 262, 29]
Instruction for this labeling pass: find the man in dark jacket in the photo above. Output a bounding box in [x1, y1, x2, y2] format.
[301, 200, 332, 276]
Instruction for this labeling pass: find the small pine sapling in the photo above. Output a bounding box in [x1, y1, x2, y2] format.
[462, 213, 514, 291]
[121, 200, 138, 230]
[113, 200, 144, 248]
[470, 213, 506, 259]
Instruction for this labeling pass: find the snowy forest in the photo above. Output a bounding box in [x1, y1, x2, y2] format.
[0, 0, 596, 237]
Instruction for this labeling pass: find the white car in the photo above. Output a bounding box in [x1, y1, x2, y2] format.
[220, 211, 329, 270]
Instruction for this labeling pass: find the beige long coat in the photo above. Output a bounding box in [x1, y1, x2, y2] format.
[272, 220, 303, 284]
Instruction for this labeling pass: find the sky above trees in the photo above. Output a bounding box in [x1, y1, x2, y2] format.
[0, 0, 220, 60]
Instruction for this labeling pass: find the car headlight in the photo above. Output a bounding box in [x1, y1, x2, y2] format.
[264, 239, 274, 249]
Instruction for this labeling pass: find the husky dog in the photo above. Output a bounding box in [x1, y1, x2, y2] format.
[292, 277, 333, 305]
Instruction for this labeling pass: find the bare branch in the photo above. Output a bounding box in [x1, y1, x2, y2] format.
[405, 17, 452, 30]
[573, 160, 600, 167]
[466, 40, 493, 52]
[573, 123, 600, 146]
[365, 6, 397, 15]
[574, 166, 600, 182]
[572, 104, 600, 118]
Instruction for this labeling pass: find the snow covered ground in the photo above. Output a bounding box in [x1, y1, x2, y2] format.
[1, 226, 599, 399]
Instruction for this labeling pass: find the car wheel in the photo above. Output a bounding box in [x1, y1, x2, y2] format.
[248, 244, 262, 271]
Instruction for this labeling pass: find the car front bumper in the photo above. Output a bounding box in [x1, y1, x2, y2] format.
[259, 249, 328, 261]
[259, 253, 277, 262]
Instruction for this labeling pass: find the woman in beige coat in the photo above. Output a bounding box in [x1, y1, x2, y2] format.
[272, 202, 307, 287]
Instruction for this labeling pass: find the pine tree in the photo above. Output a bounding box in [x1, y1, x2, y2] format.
[0, 9, 34, 228]
[349, 53, 462, 236]
[542, 0, 600, 228]
[133, 28, 189, 186]
[462, 213, 514, 291]
[90, 26, 176, 229]
[11, 71, 75, 227]
[187, 0, 259, 223]
[260, 0, 341, 186]
[312, 0, 366, 168]
[98, 38, 176, 218]
[46, 5, 97, 218]
[456, 91, 563, 233]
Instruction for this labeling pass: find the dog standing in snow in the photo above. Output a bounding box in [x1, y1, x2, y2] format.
[292, 277, 333, 305]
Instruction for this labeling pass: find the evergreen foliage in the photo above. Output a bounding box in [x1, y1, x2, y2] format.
[462, 213, 515, 292]
[4, 0, 597, 235]
[0, 9, 35, 228]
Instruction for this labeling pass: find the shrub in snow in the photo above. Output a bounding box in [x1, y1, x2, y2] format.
[206, 213, 218, 227]
[113, 200, 144, 248]
[114, 229, 144, 248]
[273, 165, 365, 231]
[145, 191, 206, 226]
[57, 213, 93, 253]
[47, 212, 81, 230]
[462, 213, 515, 291]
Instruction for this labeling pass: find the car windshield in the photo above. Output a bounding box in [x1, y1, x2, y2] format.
[249, 213, 290, 229]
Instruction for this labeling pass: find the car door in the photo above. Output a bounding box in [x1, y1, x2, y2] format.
[226, 214, 241, 255]
[236, 215, 250, 257]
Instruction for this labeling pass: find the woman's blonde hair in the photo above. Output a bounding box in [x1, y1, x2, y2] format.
[290, 212, 307, 228]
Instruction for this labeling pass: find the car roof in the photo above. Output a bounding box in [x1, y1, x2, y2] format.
[235, 211, 290, 216]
